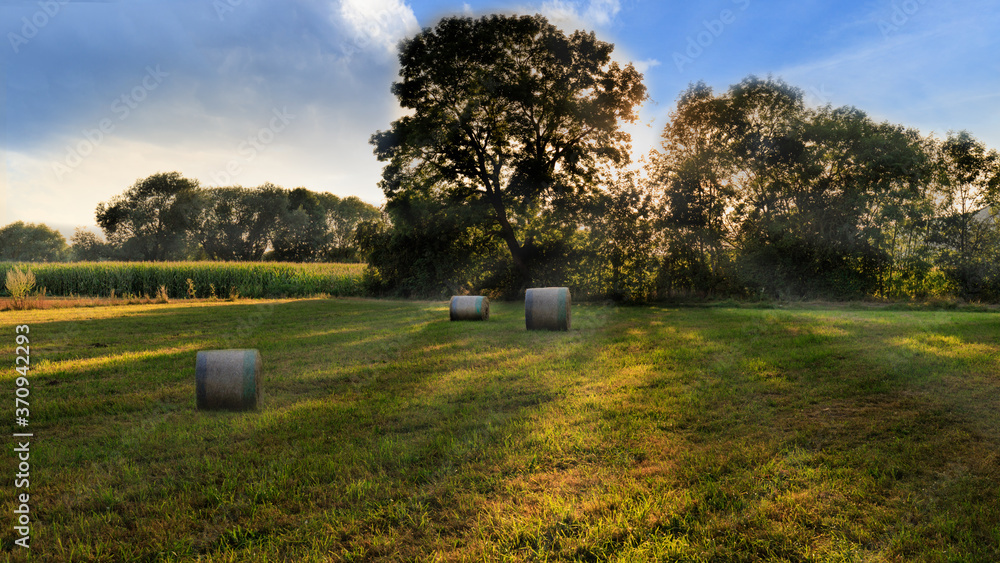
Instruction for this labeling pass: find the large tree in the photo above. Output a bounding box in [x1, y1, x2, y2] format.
[650, 76, 933, 298]
[926, 131, 1000, 297]
[650, 82, 740, 293]
[371, 13, 646, 287]
[69, 227, 112, 261]
[200, 184, 286, 261]
[96, 172, 202, 260]
[271, 188, 329, 262]
[314, 193, 381, 262]
[0, 221, 69, 262]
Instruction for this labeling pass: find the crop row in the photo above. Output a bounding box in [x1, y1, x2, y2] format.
[0, 262, 365, 299]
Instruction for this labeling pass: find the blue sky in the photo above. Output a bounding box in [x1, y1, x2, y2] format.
[1, 0, 998, 240]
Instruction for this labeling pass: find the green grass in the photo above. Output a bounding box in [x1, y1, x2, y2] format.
[0, 262, 365, 299]
[2, 300, 1000, 561]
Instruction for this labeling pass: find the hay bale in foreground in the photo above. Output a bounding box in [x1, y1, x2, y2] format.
[196, 349, 261, 411]
[525, 287, 571, 331]
[450, 296, 490, 321]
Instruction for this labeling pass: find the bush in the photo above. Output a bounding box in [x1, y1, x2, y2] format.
[5, 266, 36, 309]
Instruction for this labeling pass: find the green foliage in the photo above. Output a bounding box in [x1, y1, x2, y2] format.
[69, 227, 112, 261]
[356, 196, 508, 298]
[372, 13, 647, 288]
[96, 171, 203, 260]
[94, 174, 380, 263]
[315, 193, 381, 262]
[885, 265, 958, 300]
[363, 67, 1000, 302]
[0, 221, 70, 262]
[199, 184, 285, 261]
[0, 261, 363, 299]
[650, 76, 936, 300]
[924, 131, 1000, 299]
[270, 188, 328, 262]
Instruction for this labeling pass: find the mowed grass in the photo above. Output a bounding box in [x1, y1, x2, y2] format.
[2, 300, 1000, 561]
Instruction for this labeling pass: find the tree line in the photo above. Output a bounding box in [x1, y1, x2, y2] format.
[359, 13, 1000, 302]
[0, 174, 379, 263]
[651, 80, 1000, 301]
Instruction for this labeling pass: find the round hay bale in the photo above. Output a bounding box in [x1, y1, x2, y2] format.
[525, 287, 571, 331]
[196, 349, 261, 411]
[450, 295, 490, 321]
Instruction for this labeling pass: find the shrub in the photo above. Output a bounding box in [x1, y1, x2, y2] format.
[5, 266, 36, 310]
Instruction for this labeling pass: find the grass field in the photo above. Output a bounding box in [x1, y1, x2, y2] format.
[2, 299, 1000, 561]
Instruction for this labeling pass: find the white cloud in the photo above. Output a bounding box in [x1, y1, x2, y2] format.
[631, 58, 661, 74]
[338, 0, 420, 57]
[537, 0, 621, 31]
[583, 0, 621, 26]
[2, 0, 418, 229]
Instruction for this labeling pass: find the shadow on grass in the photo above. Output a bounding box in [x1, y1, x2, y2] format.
[8, 300, 1000, 560]
[1, 299, 621, 560]
[600, 307, 1000, 560]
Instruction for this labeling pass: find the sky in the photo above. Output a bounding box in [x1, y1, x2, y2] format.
[1, 0, 998, 241]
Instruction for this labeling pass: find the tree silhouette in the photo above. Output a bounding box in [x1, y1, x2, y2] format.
[371, 13, 646, 287]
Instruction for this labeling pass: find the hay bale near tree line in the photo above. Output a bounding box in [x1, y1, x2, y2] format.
[450, 295, 490, 321]
[196, 349, 262, 411]
[525, 287, 571, 331]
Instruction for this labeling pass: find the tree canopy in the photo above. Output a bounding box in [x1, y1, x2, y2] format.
[649, 77, 935, 298]
[69, 228, 112, 261]
[93, 173, 378, 262]
[200, 184, 285, 261]
[96, 172, 202, 261]
[370, 13, 647, 289]
[365, 57, 1000, 301]
[927, 131, 1000, 297]
[0, 221, 69, 262]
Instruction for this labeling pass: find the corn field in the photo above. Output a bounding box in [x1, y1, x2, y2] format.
[0, 262, 365, 299]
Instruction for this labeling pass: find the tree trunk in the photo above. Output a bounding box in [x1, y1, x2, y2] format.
[488, 192, 531, 287]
